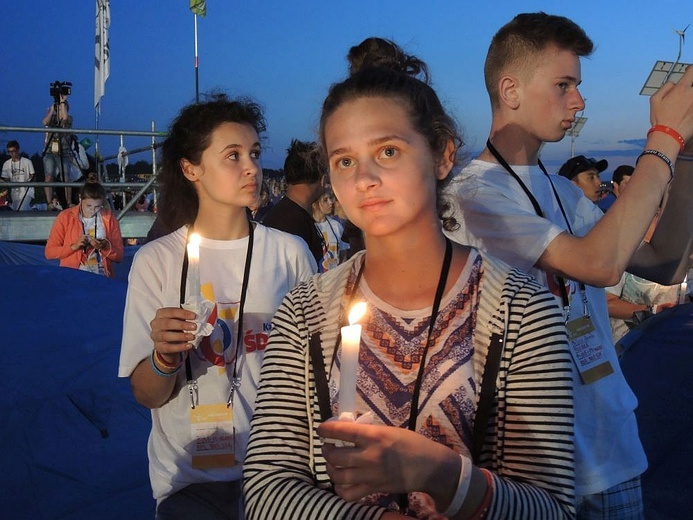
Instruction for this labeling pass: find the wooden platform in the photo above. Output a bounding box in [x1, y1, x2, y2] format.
[0, 210, 156, 242]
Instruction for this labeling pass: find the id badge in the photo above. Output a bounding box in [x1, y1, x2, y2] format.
[566, 315, 614, 384]
[190, 403, 235, 469]
[50, 140, 60, 154]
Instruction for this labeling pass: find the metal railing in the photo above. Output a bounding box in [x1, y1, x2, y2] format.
[1, 123, 165, 216]
[1, 124, 165, 241]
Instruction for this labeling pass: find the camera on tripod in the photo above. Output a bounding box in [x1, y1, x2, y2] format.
[50, 81, 72, 102]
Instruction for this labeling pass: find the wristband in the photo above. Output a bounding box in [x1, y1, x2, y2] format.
[647, 125, 685, 152]
[154, 349, 183, 369]
[469, 468, 494, 520]
[637, 149, 674, 182]
[150, 350, 181, 377]
[442, 454, 473, 517]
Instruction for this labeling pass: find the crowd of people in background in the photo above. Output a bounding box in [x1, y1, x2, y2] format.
[3, 10, 693, 520]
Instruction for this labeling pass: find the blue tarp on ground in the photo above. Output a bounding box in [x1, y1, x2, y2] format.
[0, 263, 155, 519]
[0, 239, 691, 518]
[0, 240, 138, 282]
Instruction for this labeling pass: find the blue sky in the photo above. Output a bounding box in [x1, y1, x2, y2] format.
[1, 0, 690, 176]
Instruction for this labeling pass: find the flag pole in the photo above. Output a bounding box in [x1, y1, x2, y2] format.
[194, 13, 199, 103]
[94, 0, 111, 177]
[189, 1, 205, 102]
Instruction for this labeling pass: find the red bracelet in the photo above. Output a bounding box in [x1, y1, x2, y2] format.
[154, 350, 183, 370]
[647, 125, 685, 152]
[470, 468, 494, 520]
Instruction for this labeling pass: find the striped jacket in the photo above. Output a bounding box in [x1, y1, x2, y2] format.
[244, 250, 575, 519]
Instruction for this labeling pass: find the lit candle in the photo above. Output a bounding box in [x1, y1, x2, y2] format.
[338, 302, 367, 419]
[186, 233, 201, 307]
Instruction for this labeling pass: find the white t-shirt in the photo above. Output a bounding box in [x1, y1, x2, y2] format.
[1, 157, 35, 211]
[119, 224, 316, 503]
[445, 159, 648, 495]
[315, 216, 348, 271]
[78, 212, 107, 275]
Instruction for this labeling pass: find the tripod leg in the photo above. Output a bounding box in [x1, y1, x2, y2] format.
[43, 154, 54, 207]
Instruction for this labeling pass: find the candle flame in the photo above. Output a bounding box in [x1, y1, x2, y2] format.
[348, 302, 367, 325]
[189, 233, 201, 246]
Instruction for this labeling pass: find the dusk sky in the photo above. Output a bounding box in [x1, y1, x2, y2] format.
[1, 0, 690, 176]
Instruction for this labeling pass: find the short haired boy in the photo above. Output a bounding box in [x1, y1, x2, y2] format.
[598, 165, 634, 212]
[558, 155, 608, 203]
[1, 140, 35, 211]
[446, 12, 693, 518]
[262, 139, 325, 266]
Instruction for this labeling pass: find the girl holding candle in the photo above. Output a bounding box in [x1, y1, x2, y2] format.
[119, 94, 316, 519]
[244, 38, 575, 519]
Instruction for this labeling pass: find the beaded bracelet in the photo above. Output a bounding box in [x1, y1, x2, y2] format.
[442, 454, 473, 517]
[637, 149, 675, 182]
[150, 350, 181, 377]
[647, 125, 685, 152]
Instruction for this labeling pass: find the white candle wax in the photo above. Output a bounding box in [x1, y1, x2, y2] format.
[338, 302, 367, 418]
[186, 233, 202, 307]
[339, 323, 361, 417]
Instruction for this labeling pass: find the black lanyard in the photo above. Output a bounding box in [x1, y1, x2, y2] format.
[485, 139, 585, 313]
[335, 239, 452, 515]
[179, 221, 255, 409]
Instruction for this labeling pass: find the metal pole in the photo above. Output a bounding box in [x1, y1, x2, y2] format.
[194, 14, 200, 103]
[0, 125, 165, 138]
[151, 120, 158, 210]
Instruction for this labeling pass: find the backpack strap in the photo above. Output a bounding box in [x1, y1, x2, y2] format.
[309, 332, 332, 423]
[472, 331, 504, 464]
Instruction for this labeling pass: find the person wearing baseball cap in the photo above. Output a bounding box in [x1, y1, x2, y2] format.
[558, 155, 608, 202]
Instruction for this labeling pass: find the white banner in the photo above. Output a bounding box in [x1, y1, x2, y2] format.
[94, 0, 111, 110]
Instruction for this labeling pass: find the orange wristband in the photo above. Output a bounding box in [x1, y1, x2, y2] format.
[647, 125, 685, 152]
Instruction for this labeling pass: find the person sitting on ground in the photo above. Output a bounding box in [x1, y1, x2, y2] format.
[45, 182, 124, 277]
[598, 164, 634, 212]
[557, 155, 608, 203]
[244, 36, 575, 520]
[1, 140, 35, 211]
[262, 139, 325, 266]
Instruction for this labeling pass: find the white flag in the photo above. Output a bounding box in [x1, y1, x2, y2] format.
[94, 0, 111, 110]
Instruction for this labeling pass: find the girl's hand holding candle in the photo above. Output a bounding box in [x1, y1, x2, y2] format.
[182, 232, 215, 347]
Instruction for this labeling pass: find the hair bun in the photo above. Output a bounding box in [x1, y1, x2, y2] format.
[347, 37, 429, 82]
